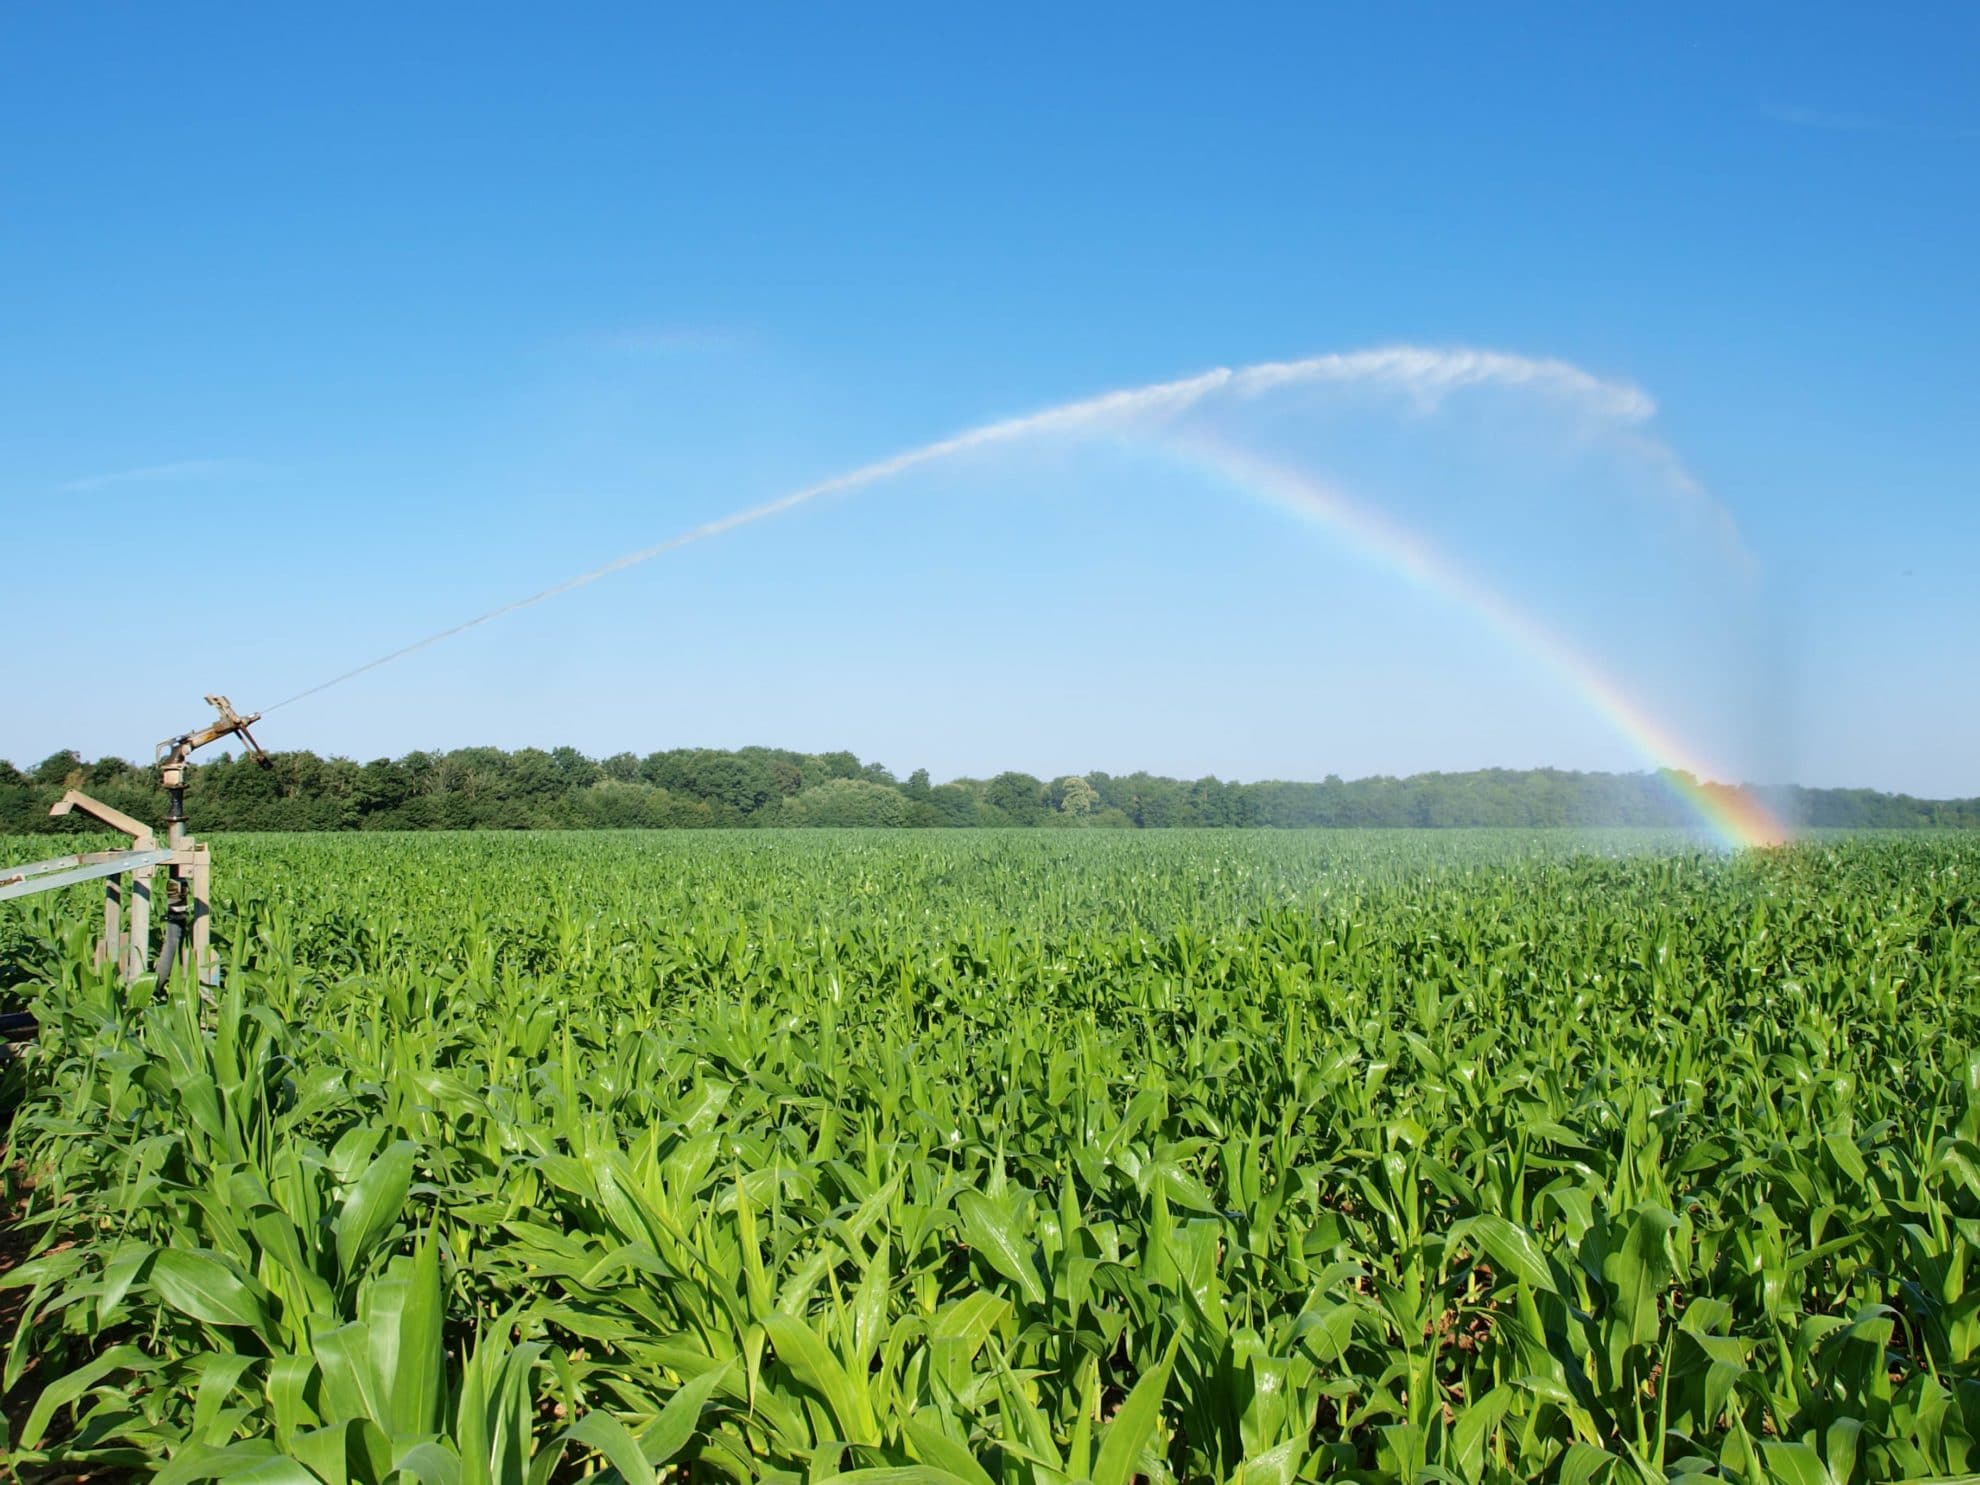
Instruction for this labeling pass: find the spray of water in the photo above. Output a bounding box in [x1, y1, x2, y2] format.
[267, 345, 1739, 713]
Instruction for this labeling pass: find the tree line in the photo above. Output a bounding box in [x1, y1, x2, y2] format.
[3, 745, 1975, 835]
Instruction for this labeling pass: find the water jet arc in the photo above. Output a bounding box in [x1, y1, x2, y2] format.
[265, 345, 1782, 844]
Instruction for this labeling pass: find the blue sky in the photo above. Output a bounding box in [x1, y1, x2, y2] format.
[3, 5, 1974, 795]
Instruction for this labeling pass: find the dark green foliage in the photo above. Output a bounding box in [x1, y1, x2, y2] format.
[2, 746, 1974, 834]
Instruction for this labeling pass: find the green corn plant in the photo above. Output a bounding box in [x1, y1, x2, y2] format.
[2, 828, 1978, 1481]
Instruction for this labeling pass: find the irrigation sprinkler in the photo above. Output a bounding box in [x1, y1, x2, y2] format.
[1, 696, 269, 1019]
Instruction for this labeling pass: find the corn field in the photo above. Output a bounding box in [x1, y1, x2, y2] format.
[2, 829, 1977, 1484]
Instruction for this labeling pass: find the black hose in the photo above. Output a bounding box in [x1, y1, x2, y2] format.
[154, 920, 184, 988]
[0, 1011, 35, 1041]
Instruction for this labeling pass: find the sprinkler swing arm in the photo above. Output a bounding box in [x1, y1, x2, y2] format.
[0, 695, 269, 995]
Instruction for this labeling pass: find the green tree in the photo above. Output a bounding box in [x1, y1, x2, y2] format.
[1055, 775, 1100, 820]
[551, 746, 598, 792]
[809, 750, 863, 781]
[925, 783, 982, 827]
[640, 750, 777, 820]
[985, 771, 1047, 825]
[32, 750, 83, 788]
[781, 778, 910, 827]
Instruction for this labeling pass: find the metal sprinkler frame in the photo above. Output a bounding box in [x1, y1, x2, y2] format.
[0, 696, 269, 990]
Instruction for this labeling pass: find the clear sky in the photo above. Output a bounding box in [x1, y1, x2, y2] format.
[3, 5, 1974, 796]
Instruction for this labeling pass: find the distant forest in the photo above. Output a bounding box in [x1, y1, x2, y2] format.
[3, 744, 1975, 834]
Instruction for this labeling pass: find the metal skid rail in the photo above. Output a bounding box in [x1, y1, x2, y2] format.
[0, 847, 176, 902]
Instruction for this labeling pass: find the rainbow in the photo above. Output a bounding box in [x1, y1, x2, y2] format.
[1164, 436, 1790, 848]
